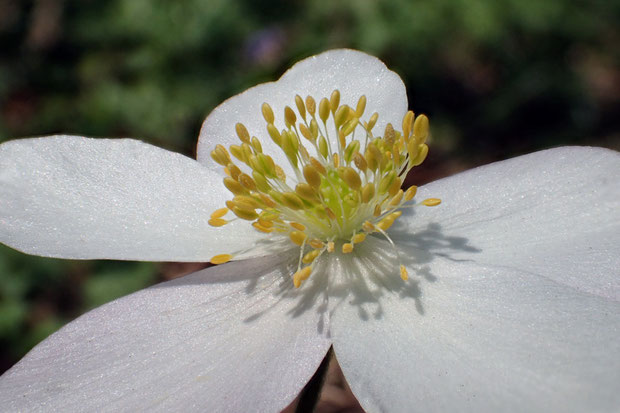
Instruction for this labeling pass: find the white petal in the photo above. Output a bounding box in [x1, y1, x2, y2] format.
[0, 135, 269, 261]
[197, 49, 407, 173]
[329, 239, 620, 413]
[399, 146, 620, 300]
[0, 255, 331, 412]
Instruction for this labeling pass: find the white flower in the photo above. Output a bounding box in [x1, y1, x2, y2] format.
[0, 49, 619, 413]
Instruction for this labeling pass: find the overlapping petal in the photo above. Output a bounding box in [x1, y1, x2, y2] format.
[197, 49, 408, 173]
[331, 253, 620, 413]
[0, 255, 331, 412]
[397, 146, 620, 299]
[329, 146, 620, 412]
[0, 135, 274, 261]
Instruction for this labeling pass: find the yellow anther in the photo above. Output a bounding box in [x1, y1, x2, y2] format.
[330, 89, 341, 113]
[252, 171, 270, 192]
[356, 95, 367, 118]
[377, 211, 403, 231]
[257, 218, 274, 228]
[309, 119, 319, 138]
[296, 183, 319, 202]
[223, 166, 230, 176]
[227, 163, 241, 180]
[384, 123, 396, 146]
[352, 233, 366, 244]
[290, 222, 306, 231]
[299, 123, 314, 142]
[275, 165, 286, 181]
[344, 140, 360, 163]
[223, 177, 247, 195]
[309, 157, 327, 175]
[332, 153, 340, 168]
[389, 189, 404, 207]
[267, 124, 282, 146]
[412, 144, 429, 166]
[262, 103, 275, 124]
[284, 106, 297, 126]
[318, 136, 329, 159]
[282, 192, 305, 210]
[238, 173, 257, 191]
[210, 207, 229, 219]
[293, 266, 312, 288]
[252, 222, 273, 233]
[229, 145, 245, 162]
[259, 210, 279, 221]
[305, 96, 316, 115]
[378, 170, 396, 194]
[302, 249, 320, 264]
[251, 136, 262, 153]
[327, 241, 335, 252]
[404, 185, 418, 201]
[258, 193, 277, 208]
[367, 112, 379, 131]
[353, 151, 367, 172]
[232, 206, 258, 221]
[338, 130, 346, 149]
[309, 239, 324, 249]
[233, 195, 260, 208]
[367, 142, 383, 168]
[210, 144, 231, 166]
[235, 123, 251, 144]
[319, 98, 330, 122]
[342, 243, 354, 253]
[339, 166, 362, 190]
[241, 142, 253, 158]
[361, 182, 375, 203]
[402, 110, 414, 139]
[335, 105, 349, 128]
[388, 177, 402, 197]
[303, 164, 322, 188]
[282, 130, 299, 155]
[362, 221, 375, 232]
[210, 254, 233, 265]
[289, 230, 307, 246]
[413, 114, 429, 143]
[295, 95, 306, 119]
[208, 218, 227, 227]
[400, 265, 409, 281]
[422, 198, 441, 207]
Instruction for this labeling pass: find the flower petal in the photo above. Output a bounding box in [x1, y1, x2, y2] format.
[399, 146, 620, 300]
[197, 49, 407, 172]
[0, 135, 271, 261]
[329, 239, 620, 412]
[0, 255, 331, 412]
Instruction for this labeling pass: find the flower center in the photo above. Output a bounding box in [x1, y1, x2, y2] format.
[208, 90, 440, 287]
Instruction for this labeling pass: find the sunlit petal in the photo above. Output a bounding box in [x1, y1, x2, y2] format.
[0, 255, 330, 412]
[198, 49, 408, 173]
[0, 136, 271, 261]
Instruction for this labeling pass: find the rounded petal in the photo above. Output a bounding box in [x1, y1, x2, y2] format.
[197, 49, 407, 172]
[329, 239, 620, 413]
[0, 255, 331, 412]
[0, 135, 270, 261]
[399, 146, 620, 300]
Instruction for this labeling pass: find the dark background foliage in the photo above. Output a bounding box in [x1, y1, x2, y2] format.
[1, 0, 618, 374]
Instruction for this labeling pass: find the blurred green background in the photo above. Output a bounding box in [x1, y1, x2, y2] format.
[1, 0, 618, 374]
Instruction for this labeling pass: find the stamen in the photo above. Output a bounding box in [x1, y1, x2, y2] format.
[422, 198, 441, 207]
[210, 254, 233, 265]
[210, 208, 229, 219]
[208, 89, 439, 287]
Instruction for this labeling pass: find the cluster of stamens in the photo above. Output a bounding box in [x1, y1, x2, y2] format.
[209, 90, 440, 288]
